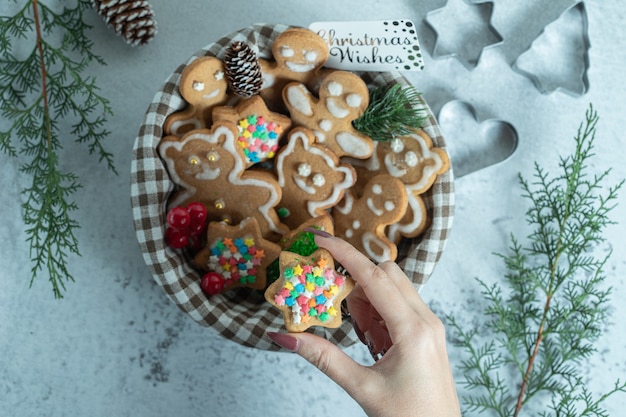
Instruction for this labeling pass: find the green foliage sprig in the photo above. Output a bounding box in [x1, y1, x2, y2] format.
[0, 0, 116, 298]
[353, 83, 427, 142]
[448, 105, 626, 416]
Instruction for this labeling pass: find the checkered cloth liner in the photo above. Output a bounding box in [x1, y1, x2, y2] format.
[131, 24, 455, 351]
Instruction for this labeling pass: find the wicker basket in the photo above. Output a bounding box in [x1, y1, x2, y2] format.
[131, 24, 455, 350]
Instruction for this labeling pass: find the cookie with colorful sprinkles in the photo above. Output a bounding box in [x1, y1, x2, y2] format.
[264, 248, 355, 332]
[194, 217, 281, 293]
[212, 95, 291, 167]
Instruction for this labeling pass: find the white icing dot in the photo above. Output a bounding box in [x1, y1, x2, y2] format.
[346, 93, 363, 108]
[352, 220, 361, 230]
[345, 229, 353, 238]
[314, 131, 326, 143]
[214, 71, 224, 81]
[384, 201, 395, 211]
[192, 81, 204, 91]
[319, 119, 332, 131]
[304, 50, 318, 62]
[281, 46, 294, 57]
[298, 163, 311, 177]
[390, 138, 404, 153]
[327, 81, 343, 96]
[405, 151, 418, 167]
[312, 173, 325, 187]
[372, 184, 382, 194]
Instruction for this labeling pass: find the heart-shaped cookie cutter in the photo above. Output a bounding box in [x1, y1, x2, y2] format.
[512, 1, 590, 96]
[424, 0, 503, 69]
[437, 100, 518, 178]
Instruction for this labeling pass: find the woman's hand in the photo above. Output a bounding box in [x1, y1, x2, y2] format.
[268, 233, 460, 417]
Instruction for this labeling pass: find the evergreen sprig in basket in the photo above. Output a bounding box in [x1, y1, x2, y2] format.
[131, 24, 455, 350]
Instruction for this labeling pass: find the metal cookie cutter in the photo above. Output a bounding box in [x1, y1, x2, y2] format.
[512, 1, 590, 96]
[437, 100, 518, 178]
[424, 0, 503, 69]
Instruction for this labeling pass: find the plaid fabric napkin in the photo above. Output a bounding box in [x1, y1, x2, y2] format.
[131, 23, 455, 350]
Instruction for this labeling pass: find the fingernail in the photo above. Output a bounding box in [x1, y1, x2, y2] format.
[267, 332, 300, 352]
[303, 227, 333, 239]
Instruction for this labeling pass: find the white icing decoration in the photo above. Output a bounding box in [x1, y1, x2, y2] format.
[352, 220, 360, 230]
[314, 131, 326, 143]
[319, 119, 332, 132]
[304, 50, 319, 62]
[298, 163, 311, 177]
[346, 93, 363, 108]
[343, 142, 381, 170]
[214, 70, 224, 81]
[345, 229, 353, 238]
[312, 173, 325, 187]
[281, 46, 294, 57]
[405, 151, 418, 167]
[387, 187, 426, 243]
[390, 138, 404, 153]
[203, 89, 220, 100]
[384, 153, 407, 178]
[325, 98, 349, 118]
[384, 201, 396, 211]
[286, 62, 315, 72]
[363, 232, 392, 263]
[286, 85, 313, 116]
[192, 81, 204, 91]
[294, 178, 316, 194]
[336, 132, 371, 158]
[372, 184, 382, 194]
[327, 81, 343, 96]
[366, 197, 383, 216]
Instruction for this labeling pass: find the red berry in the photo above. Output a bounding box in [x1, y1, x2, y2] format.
[165, 227, 189, 249]
[166, 206, 190, 229]
[201, 272, 225, 295]
[187, 202, 208, 236]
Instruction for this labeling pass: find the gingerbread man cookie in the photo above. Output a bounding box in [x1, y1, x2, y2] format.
[259, 27, 331, 111]
[158, 122, 288, 239]
[164, 56, 230, 136]
[283, 71, 374, 159]
[333, 174, 408, 263]
[212, 95, 292, 167]
[264, 248, 355, 332]
[194, 217, 281, 292]
[274, 127, 356, 230]
[345, 128, 450, 242]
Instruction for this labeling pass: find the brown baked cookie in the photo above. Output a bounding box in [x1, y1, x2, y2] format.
[259, 27, 331, 111]
[212, 95, 292, 167]
[274, 127, 356, 230]
[333, 174, 408, 263]
[344, 128, 450, 242]
[193, 217, 281, 292]
[283, 71, 373, 159]
[264, 248, 355, 332]
[164, 56, 230, 136]
[158, 122, 289, 240]
[277, 213, 334, 250]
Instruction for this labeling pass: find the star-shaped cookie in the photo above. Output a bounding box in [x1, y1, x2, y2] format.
[212, 95, 292, 167]
[265, 248, 355, 332]
[194, 217, 281, 292]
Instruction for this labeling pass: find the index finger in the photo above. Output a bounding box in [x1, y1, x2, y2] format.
[313, 234, 417, 336]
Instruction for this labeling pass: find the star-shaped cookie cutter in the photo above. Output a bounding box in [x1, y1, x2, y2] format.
[425, 0, 503, 69]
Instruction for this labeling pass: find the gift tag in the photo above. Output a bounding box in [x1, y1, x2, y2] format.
[309, 19, 424, 72]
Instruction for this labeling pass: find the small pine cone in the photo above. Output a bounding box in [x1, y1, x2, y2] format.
[224, 41, 263, 98]
[93, 0, 157, 46]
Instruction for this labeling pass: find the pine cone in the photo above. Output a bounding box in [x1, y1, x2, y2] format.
[224, 41, 263, 98]
[93, 0, 157, 46]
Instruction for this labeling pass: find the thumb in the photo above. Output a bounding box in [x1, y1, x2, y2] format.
[268, 331, 370, 395]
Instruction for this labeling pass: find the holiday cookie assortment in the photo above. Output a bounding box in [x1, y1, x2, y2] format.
[132, 24, 454, 349]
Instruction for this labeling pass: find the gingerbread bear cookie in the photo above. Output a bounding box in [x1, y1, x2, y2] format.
[344, 128, 450, 242]
[212, 95, 291, 167]
[259, 27, 331, 112]
[164, 56, 230, 136]
[333, 174, 408, 263]
[274, 127, 356, 230]
[158, 122, 288, 239]
[283, 70, 374, 159]
[264, 248, 355, 332]
[194, 217, 281, 292]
